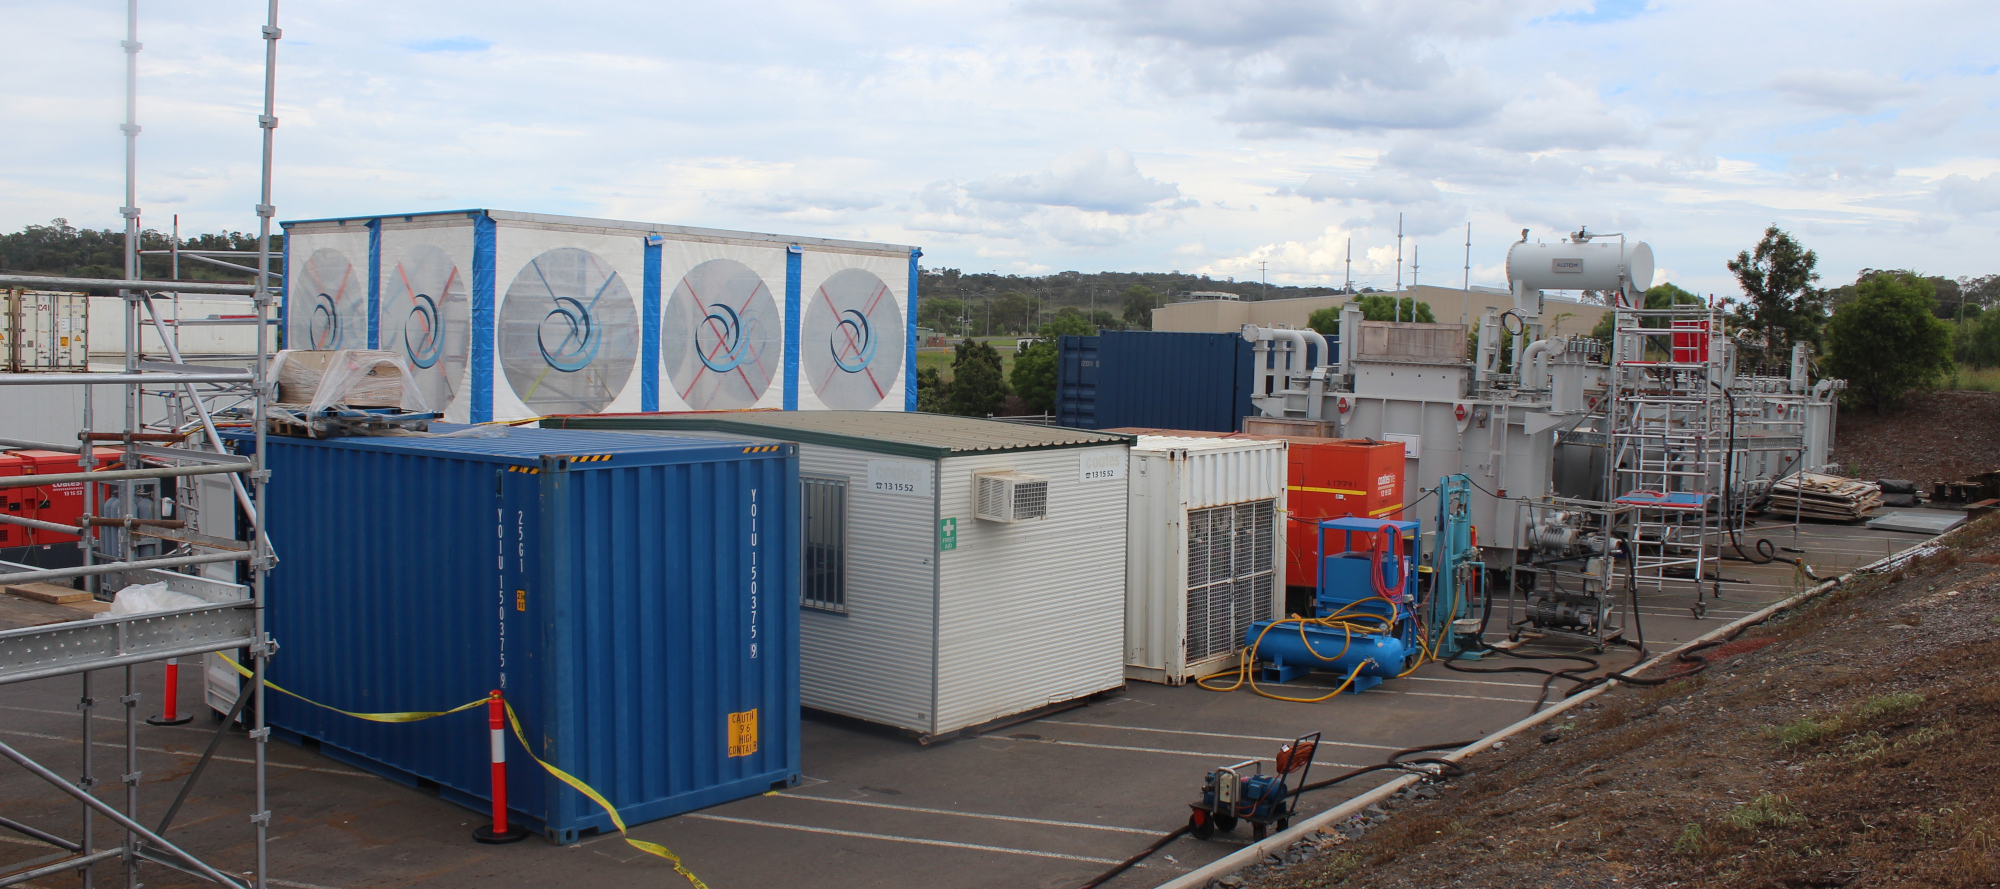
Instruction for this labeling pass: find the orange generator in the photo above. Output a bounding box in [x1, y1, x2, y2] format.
[1282, 438, 1405, 591]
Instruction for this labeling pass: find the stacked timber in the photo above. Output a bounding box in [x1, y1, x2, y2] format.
[1769, 472, 1882, 522]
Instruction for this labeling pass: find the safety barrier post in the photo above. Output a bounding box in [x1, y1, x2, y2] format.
[472, 690, 528, 844]
[145, 658, 193, 726]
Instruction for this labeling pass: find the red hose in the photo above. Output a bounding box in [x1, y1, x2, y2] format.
[1372, 523, 1405, 599]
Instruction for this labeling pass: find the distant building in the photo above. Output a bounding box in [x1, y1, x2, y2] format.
[1185, 291, 1240, 301]
[1153, 284, 1612, 338]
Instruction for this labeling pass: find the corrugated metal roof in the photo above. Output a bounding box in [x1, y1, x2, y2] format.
[1132, 434, 1286, 455]
[227, 426, 761, 467]
[546, 412, 1133, 460]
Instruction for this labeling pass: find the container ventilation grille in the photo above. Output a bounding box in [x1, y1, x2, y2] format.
[974, 471, 1049, 523]
[1185, 499, 1277, 662]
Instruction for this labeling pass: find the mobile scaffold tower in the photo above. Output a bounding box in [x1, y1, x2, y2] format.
[0, 3, 282, 887]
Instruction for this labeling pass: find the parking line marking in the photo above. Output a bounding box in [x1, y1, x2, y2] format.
[1043, 721, 1401, 751]
[0, 837, 349, 889]
[0, 729, 371, 777]
[1002, 735, 1362, 768]
[775, 794, 1159, 835]
[681, 813, 1126, 864]
[0, 704, 216, 729]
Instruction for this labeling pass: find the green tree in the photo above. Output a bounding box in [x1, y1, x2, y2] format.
[0, 218, 283, 281]
[915, 366, 950, 413]
[1964, 308, 2000, 369]
[1010, 343, 1057, 413]
[1121, 285, 1162, 329]
[1727, 226, 1827, 351]
[1307, 296, 1434, 330]
[1589, 282, 1703, 352]
[1824, 272, 1954, 410]
[1038, 313, 1096, 340]
[945, 338, 1009, 416]
[1089, 310, 1121, 331]
[1352, 295, 1435, 322]
[989, 292, 1032, 335]
[918, 297, 964, 335]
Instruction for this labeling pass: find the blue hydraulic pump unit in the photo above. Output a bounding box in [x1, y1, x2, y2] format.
[1243, 517, 1421, 692]
[1428, 474, 1487, 661]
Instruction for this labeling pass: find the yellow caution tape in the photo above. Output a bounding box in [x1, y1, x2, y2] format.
[218, 654, 485, 723]
[504, 702, 710, 888]
[220, 656, 711, 887]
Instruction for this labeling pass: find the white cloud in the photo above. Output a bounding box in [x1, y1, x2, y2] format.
[1937, 173, 2000, 215]
[961, 149, 1181, 215]
[5, 0, 2000, 298]
[1296, 173, 1444, 205]
[1485, 76, 1644, 152]
[1766, 68, 1920, 114]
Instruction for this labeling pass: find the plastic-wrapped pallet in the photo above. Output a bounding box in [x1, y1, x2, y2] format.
[271, 349, 426, 412]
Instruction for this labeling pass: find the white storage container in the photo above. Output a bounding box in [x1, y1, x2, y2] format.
[1125, 436, 1288, 685]
[551, 411, 1134, 741]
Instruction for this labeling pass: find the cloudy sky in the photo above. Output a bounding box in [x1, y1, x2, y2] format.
[4, 0, 1998, 298]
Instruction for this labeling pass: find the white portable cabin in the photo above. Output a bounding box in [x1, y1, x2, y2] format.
[280, 210, 921, 424]
[552, 411, 1134, 741]
[1124, 436, 1289, 685]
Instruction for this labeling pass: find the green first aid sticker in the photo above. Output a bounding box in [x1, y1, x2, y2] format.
[939, 517, 957, 551]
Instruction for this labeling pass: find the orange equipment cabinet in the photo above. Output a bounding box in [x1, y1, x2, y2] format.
[2, 448, 119, 546]
[1283, 439, 1405, 591]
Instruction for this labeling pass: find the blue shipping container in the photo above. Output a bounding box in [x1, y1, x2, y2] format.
[1056, 336, 1099, 429]
[1058, 330, 1337, 432]
[1053, 331, 1248, 432]
[242, 426, 800, 842]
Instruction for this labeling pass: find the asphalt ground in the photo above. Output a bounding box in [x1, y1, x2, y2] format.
[0, 515, 1950, 889]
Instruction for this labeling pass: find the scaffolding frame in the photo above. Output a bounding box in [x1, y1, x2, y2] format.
[0, 3, 281, 887]
[1603, 299, 1816, 612]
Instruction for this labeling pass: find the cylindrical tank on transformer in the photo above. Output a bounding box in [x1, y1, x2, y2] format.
[1506, 239, 1655, 297]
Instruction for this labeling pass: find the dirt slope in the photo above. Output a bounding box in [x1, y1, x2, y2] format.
[1835, 390, 2000, 487]
[1241, 517, 2000, 889]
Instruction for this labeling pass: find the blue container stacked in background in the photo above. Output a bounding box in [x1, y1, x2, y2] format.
[1057, 330, 1310, 433]
[244, 426, 800, 842]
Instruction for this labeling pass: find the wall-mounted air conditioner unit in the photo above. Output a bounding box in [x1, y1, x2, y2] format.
[975, 471, 1049, 523]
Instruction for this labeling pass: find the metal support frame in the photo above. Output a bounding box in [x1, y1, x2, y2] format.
[0, 4, 281, 888]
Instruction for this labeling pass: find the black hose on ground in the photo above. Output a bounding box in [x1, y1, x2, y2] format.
[1075, 825, 1192, 889]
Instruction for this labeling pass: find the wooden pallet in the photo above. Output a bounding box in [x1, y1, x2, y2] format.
[1769, 472, 1882, 522]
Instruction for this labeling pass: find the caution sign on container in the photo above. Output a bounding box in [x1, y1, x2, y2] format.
[729, 709, 759, 757]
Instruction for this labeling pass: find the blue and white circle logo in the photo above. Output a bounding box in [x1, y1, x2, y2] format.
[804, 268, 904, 410]
[662, 259, 779, 410]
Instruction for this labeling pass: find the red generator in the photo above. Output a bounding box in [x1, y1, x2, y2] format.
[0, 452, 28, 549]
[1, 448, 119, 546]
